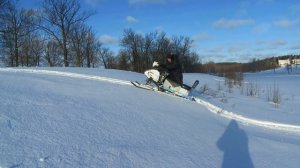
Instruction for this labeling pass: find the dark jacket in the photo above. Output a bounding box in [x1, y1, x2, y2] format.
[160, 54, 183, 85]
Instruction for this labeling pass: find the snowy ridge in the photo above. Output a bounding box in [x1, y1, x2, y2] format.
[192, 98, 300, 134]
[1, 67, 300, 134]
[0, 68, 131, 86]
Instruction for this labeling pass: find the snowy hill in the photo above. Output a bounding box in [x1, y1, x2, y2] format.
[0, 67, 300, 168]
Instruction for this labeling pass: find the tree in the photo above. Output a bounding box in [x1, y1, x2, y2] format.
[185, 52, 201, 72]
[121, 29, 145, 72]
[84, 27, 97, 68]
[39, 0, 93, 67]
[171, 36, 194, 72]
[0, 0, 7, 7]
[99, 47, 115, 69]
[143, 32, 156, 68]
[120, 29, 201, 73]
[117, 50, 129, 70]
[30, 35, 44, 66]
[69, 23, 100, 67]
[99, 47, 110, 69]
[153, 32, 172, 62]
[0, 0, 36, 66]
[70, 23, 86, 67]
[45, 40, 63, 67]
[0, 0, 8, 21]
[18, 30, 44, 67]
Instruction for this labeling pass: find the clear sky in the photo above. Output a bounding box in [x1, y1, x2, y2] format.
[19, 0, 300, 63]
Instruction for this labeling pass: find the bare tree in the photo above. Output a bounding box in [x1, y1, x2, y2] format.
[121, 29, 145, 72]
[120, 29, 200, 72]
[185, 52, 201, 72]
[0, 0, 8, 20]
[171, 36, 194, 72]
[99, 47, 115, 69]
[0, 0, 8, 21]
[99, 47, 108, 69]
[31, 36, 44, 67]
[0, 0, 7, 7]
[143, 32, 156, 68]
[19, 31, 44, 67]
[69, 23, 100, 68]
[70, 23, 87, 67]
[45, 40, 63, 66]
[153, 32, 172, 62]
[84, 27, 97, 68]
[39, 0, 93, 67]
[20, 33, 32, 66]
[117, 50, 129, 70]
[0, 1, 36, 66]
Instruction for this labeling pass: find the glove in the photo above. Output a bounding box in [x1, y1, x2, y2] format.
[152, 61, 159, 67]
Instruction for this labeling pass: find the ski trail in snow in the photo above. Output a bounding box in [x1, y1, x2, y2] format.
[0, 68, 131, 86]
[192, 97, 300, 134]
[1, 68, 300, 134]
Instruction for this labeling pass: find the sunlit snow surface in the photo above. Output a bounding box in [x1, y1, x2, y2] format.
[1, 67, 300, 168]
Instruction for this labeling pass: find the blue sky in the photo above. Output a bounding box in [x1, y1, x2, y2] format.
[19, 0, 300, 63]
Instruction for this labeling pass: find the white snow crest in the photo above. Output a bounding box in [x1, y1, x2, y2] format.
[0, 68, 131, 86]
[193, 97, 300, 134]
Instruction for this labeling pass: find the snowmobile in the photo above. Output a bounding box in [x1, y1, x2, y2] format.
[131, 62, 199, 98]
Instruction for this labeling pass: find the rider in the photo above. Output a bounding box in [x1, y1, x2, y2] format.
[153, 53, 183, 85]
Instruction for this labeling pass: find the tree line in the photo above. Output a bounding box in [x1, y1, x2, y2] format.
[1, 0, 298, 74]
[0, 0, 111, 68]
[118, 29, 201, 72]
[201, 54, 300, 76]
[0, 0, 201, 72]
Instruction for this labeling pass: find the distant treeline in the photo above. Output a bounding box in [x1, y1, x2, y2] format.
[201, 55, 300, 76]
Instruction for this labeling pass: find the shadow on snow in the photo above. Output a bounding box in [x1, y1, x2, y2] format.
[217, 120, 254, 168]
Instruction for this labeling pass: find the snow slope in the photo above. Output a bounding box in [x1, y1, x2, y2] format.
[1, 67, 300, 168]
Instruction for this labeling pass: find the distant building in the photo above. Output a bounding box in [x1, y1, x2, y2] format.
[278, 59, 291, 67]
[294, 59, 300, 65]
[278, 58, 300, 67]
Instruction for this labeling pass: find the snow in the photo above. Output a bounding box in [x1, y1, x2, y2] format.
[0, 67, 300, 167]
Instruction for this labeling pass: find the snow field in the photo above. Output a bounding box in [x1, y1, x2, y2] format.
[1, 67, 300, 167]
[1, 68, 299, 134]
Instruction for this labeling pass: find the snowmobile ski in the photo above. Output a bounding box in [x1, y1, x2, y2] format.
[192, 80, 199, 89]
[131, 81, 195, 100]
[131, 81, 155, 91]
